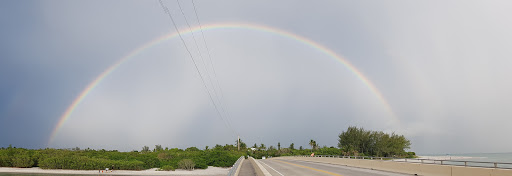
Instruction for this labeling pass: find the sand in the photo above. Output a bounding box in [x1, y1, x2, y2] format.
[0, 166, 230, 175]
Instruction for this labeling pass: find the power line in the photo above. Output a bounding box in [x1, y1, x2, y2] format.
[192, 0, 222, 97]
[175, 0, 238, 136]
[175, 0, 235, 130]
[191, 0, 237, 134]
[175, 0, 218, 99]
[157, 0, 236, 136]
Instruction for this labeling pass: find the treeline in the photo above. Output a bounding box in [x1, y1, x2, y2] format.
[338, 126, 413, 157]
[244, 127, 414, 159]
[0, 144, 243, 170]
[0, 127, 414, 170]
[247, 143, 344, 159]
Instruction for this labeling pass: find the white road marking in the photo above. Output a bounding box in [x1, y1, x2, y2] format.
[259, 160, 285, 176]
[251, 157, 273, 176]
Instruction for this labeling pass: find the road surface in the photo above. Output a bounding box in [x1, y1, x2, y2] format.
[239, 159, 258, 176]
[257, 158, 411, 176]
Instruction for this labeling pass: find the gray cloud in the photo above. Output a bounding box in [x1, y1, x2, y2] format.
[1, 0, 512, 154]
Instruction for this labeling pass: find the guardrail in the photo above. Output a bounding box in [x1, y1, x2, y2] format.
[293, 155, 512, 169]
[227, 156, 245, 176]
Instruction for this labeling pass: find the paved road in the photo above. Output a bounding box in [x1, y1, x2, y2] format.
[239, 159, 258, 176]
[257, 158, 412, 176]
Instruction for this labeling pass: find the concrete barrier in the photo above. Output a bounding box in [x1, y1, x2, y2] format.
[277, 156, 512, 176]
[227, 156, 244, 176]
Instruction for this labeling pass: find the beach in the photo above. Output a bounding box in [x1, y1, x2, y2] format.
[0, 167, 229, 176]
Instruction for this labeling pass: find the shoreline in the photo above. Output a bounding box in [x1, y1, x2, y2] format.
[417, 155, 474, 160]
[391, 155, 477, 163]
[0, 167, 230, 175]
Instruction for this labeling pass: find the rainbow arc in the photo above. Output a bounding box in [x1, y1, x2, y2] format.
[48, 23, 398, 145]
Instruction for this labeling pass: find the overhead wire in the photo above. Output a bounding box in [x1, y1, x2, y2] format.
[175, 0, 218, 99]
[175, 0, 236, 133]
[174, 0, 238, 137]
[157, 0, 236, 136]
[190, 0, 238, 136]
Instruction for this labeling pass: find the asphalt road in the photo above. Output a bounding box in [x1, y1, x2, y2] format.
[257, 158, 412, 176]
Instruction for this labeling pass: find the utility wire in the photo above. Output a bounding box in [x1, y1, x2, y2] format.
[175, 0, 219, 100]
[192, 0, 223, 98]
[158, 0, 236, 136]
[175, 0, 235, 131]
[175, 0, 238, 136]
[191, 0, 238, 135]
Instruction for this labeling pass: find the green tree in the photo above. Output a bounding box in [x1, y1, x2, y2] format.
[1, 145, 244, 170]
[154, 145, 163, 152]
[289, 143, 295, 150]
[338, 126, 411, 157]
[11, 152, 34, 168]
[141, 146, 150, 153]
[259, 144, 266, 150]
[240, 142, 247, 149]
[236, 139, 247, 150]
[178, 159, 195, 170]
[185, 147, 200, 152]
[277, 142, 281, 150]
[309, 140, 316, 152]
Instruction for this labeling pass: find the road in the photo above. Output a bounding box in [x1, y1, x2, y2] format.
[257, 158, 412, 176]
[239, 159, 258, 175]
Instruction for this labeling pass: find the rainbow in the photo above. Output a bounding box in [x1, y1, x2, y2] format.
[48, 22, 398, 145]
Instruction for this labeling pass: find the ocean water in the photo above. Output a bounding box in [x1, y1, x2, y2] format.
[420, 152, 512, 169]
[456, 152, 512, 163]
[422, 152, 512, 163]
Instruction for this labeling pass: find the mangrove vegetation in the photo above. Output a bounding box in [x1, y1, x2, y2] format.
[0, 126, 414, 170]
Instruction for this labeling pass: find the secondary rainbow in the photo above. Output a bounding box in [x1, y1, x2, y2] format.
[48, 23, 398, 145]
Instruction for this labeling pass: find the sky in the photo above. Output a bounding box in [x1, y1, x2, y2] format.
[1, 0, 512, 154]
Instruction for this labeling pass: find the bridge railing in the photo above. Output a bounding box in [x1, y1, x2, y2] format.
[292, 155, 512, 169]
[227, 156, 245, 176]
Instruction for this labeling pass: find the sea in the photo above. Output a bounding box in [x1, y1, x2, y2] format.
[420, 152, 512, 163]
[418, 152, 512, 169]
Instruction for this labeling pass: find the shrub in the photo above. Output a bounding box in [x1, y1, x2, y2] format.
[178, 159, 195, 170]
[159, 165, 175, 171]
[406, 152, 416, 158]
[185, 147, 200, 152]
[192, 158, 208, 169]
[206, 150, 239, 167]
[0, 155, 12, 167]
[12, 155, 34, 168]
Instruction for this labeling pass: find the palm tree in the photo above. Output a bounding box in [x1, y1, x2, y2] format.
[309, 139, 316, 152]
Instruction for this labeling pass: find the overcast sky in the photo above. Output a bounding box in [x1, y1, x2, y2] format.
[1, 0, 512, 154]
